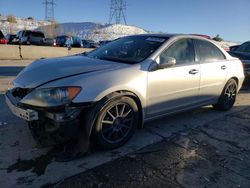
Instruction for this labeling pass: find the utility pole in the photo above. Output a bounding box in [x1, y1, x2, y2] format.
[43, 0, 56, 21]
[109, 0, 127, 25]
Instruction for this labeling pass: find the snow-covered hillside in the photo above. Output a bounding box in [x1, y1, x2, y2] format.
[0, 16, 51, 35]
[39, 22, 148, 41]
[0, 15, 148, 41]
[82, 23, 148, 41]
[0, 16, 239, 46]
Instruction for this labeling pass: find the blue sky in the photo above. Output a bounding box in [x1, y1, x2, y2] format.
[0, 0, 249, 42]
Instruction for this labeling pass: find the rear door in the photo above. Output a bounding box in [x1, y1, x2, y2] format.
[194, 39, 228, 101]
[147, 38, 201, 117]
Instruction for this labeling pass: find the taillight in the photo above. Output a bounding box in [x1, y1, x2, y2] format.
[0, 38, 7, 44]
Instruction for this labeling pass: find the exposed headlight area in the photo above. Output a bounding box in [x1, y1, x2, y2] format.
[20, 87, 81, 107]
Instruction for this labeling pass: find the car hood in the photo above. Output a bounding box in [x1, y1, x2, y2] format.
[14, 55, 127, 88]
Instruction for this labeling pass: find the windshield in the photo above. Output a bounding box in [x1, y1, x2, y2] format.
[87, 36, 168, 64]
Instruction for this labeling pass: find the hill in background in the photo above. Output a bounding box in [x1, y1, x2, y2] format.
[0, 16, 148, 41]
[0, 16, 238, 47]
[0, 16, 51, 35]
[38, 22, 148, 41]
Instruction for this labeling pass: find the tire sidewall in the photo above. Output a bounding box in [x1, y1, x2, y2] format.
[215, 79, 238, 111]
[93, 96, 139, 149]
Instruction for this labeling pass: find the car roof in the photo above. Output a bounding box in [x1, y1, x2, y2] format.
[130, 33, 178, 39]
[21, 30, 43, 33]
[128, 33, 214, 41]
[241, 41, 250, 45]
[56, 35, 69, 38]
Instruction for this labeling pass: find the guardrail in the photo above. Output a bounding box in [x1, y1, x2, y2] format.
[0, 45, 93, 60]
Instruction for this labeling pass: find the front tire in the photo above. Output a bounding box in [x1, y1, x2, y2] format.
[92, 96, 139, 149]
[213, 79, 238, 111]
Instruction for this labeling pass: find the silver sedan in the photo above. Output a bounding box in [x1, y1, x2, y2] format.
[6, 34, 245, 149]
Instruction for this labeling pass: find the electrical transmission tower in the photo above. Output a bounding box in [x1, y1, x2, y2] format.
[43, 0, 56, 21]
[109, 0, 127, 25]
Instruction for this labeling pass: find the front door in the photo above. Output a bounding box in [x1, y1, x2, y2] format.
[147, 38, 200, 117]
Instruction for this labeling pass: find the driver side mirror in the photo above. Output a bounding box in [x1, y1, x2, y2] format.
[158, 56, 176, 69]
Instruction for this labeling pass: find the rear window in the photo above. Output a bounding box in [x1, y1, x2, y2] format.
[195, 39, 225, 62]
[31, 32, 45, 38]
[24, 31, 45, 38]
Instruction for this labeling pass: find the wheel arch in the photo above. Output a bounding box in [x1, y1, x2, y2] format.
[81, 90, 145, 139]
[230, 77, 239, 85]
[228, 76, 239, 91]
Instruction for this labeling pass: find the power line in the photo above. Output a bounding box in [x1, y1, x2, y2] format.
[109, 0, 127, 25]
[43, 0, 56, 21]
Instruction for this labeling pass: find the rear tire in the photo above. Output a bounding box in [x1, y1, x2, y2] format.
[213, 79, 238, 111]
[92, 96, 139, 149]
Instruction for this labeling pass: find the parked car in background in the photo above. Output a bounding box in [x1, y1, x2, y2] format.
[43, 38, 55, 46]
[72, 36, 83, 48]
[6, 34, 16, 44]
[229, 44, 240, 52]
[82, 39, 99, 48]
[0, 30, 7, 44]
[229, 41, 250, 79]
[55, 35, 68, 47]
[16, 30, 45, 45]
[55, 35, 82, 48]
[6, 34, 245, 150]
[6, 34, 18, 44]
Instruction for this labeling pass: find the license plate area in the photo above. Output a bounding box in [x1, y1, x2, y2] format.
[6, 96, 38, 121]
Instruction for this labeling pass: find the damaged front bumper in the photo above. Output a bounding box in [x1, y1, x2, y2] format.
[5, 89, 92, 145]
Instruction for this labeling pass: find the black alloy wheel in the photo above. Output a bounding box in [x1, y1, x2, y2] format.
[213, 79, 238, 111]
[93, 96, 139, 149]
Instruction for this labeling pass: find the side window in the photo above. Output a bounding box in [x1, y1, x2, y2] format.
[17, 31, 21, 38]
[19, 31, 24, 38]
[160, 39, 195, 65]
[195, 39, 225, 62]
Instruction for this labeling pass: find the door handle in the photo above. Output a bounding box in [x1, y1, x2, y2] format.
[221, 65, 227, 70]
[189, 69, 199, 75]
